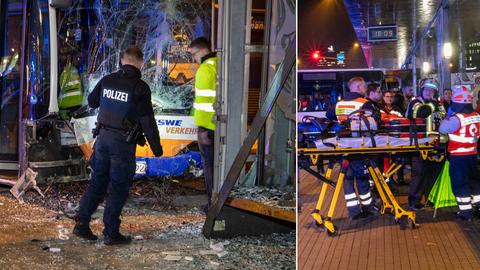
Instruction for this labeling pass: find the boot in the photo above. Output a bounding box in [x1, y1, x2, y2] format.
[104, 233, 132, 246]
[73, 222, 98, 241]
[472, 204, 480, 217]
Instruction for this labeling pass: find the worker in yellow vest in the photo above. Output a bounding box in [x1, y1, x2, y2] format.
[59, 63, 83, 118]
[189, 37, 217, 212]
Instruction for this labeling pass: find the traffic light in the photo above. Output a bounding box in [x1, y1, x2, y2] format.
[311, 50, 320, 60]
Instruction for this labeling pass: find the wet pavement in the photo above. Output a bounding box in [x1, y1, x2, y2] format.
[0, 181, 295, 270]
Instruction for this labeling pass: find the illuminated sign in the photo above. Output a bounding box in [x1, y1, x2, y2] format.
[367, 25, 397, 42]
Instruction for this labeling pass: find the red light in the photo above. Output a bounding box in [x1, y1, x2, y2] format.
[312, 50, 320, 60]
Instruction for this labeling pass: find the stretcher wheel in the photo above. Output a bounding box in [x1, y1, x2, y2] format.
[408, 218, 417, 229]
[314, 220, 322, 227]
[398, 216, 408, 230]
[326, 225, 338, 237]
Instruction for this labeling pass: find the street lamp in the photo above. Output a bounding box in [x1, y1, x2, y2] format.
[443, 42, 453, 59]
[422, 61, 431, 73]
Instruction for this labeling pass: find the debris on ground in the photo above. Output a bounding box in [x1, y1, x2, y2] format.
[0, 181, 296, 269]
[133, 235, 144, 241]
[164, 255, 182, 261]
[230, 186, 296, 211]
[48, 247, 61, 253]
[210, 261, 220, 267]
[162, 251, 181, 256]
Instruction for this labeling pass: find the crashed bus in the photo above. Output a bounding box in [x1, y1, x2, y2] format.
[0, 0, 215, 196]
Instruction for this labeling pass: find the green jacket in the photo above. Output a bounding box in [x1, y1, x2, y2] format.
[59, 64, 83, 109]
[193, 54, 217, 130]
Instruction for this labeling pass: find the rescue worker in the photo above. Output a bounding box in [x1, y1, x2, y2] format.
[326, 77, 377, 220]
[439, 86, 480, 221]
[58, 61, 83, 119]
[405, 78, 445, 211]
[73, 46, 163, 245]
[189, 37, 217, 212]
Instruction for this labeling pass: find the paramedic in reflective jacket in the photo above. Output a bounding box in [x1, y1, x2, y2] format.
[326, 77, 378, 220]
[439, 86, 480, 221]
[73, 46, 163, 245]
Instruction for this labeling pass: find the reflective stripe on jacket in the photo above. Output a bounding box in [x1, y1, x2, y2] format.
[59, 64, 83, 108]
[193, 56, 217, 130]
[380, 109, 403, 120]
[335, 97, 368, 122]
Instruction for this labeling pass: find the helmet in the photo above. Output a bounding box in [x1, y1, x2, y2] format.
[419, 78, 439, 91]
[452, 85, 473, 104]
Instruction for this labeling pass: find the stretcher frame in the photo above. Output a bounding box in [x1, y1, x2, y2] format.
[299, 144, 436, 236]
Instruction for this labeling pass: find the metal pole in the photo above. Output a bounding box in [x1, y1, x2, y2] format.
[443, 1, 451, 90]
[213, 0, 227, 195]
[48, 4, 59, 114]
[211, 0, 216, 49]
[0, 0, 7, 100]
[401, 3, 442, 70]
[456, 0, 465, 75]
[222, 0, 248, 185]
[241, 0, 252, 183]
[437, 0, 451, 93]
[18, 0, 29, 176]
[256, 0, 272, 186]
[0, 0, 6, 57]
[436, 4, 443, 90]
[412, 0, 417, 95]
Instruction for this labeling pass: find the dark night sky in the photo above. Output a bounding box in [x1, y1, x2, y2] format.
[298, 0, 367, 70]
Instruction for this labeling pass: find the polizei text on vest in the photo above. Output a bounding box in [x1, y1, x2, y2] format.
[103, 89, 129, 102]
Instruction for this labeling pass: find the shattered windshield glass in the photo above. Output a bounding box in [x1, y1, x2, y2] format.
[58, 0, 211, 115]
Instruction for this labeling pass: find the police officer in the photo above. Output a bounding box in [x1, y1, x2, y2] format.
[189, 37, 217, 212]
[406, 78, 445, 211]
[327, 77, 377, 220]
[73, 46, 163, 245]
[439, 86, 480, 221]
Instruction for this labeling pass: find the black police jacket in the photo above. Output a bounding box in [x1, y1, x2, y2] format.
[88, 64, 163, 156]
